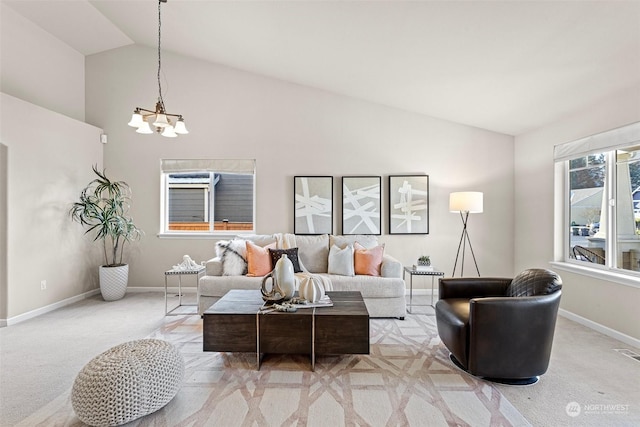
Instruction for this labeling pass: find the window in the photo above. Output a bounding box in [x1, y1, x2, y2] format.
[556, 123, 640, 274]
[160, 159, 255, 235]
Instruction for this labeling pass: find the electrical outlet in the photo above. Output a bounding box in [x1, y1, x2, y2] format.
[40, 280, 46, 290]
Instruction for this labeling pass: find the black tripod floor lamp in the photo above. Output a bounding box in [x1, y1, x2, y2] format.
[450, 191, 483, 277]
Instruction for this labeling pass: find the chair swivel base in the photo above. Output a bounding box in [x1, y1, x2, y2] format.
[449, 354, 539, 386]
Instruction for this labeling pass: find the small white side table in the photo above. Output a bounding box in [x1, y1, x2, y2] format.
[403, 267, 445, 312]
[164, 267, 205, 316]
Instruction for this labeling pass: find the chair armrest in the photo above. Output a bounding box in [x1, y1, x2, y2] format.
[439, 277, 511, 299]
[468, 292, 562, 377]
[381, 254, 402, 278]
[205, 257, 223, 276]
[470, 292, 562, 323]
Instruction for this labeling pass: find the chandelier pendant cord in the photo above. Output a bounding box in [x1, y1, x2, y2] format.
[157, 0, 165, 113]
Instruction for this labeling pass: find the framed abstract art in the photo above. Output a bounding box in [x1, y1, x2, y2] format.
[388, 175, 429, 234]
[294, 176, 333, 234]
[342, 176, 381, 235]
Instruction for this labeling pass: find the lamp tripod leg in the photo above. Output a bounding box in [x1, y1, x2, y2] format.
[452, 211, 480, 277]
[464, 226, 480, 277]
[461, 229, 467, 277]
[452, 225, 466, 277]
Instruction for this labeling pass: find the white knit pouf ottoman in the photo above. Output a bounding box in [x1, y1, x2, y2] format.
[71, 339, 184, 427]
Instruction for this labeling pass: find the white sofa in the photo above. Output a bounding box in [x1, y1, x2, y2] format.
[198, 233, 406, 318]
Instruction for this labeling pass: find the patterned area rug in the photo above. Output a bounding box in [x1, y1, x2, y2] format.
[18, 314, 530, 426]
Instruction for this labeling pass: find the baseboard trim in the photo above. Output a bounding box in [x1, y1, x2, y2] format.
[0, 288, 195, 327]
[127, 287, 196, 294]
[404, 289, 433, 296]
[559, 308, 640, 350]
[4, 289, 100, 327]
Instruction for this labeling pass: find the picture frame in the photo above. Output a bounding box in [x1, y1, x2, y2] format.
[388, 175, 429, 234]
[294, 176, 333, 234]
[342, 176, 381, 235]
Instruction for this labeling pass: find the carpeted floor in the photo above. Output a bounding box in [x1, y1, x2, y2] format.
[1, 292, 639, 426]
[11, 313, 528, 426]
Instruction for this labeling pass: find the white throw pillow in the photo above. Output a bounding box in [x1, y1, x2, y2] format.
[327, 244, 355, 276]
[216, 239, 248, 276]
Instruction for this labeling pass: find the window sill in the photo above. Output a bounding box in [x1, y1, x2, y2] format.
[157, 232, 252, 239]
[549, 261, 640, 290]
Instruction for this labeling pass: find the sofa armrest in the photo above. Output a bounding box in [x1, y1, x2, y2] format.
[205, 257, 223, 276]
[439, 277, 511, 300]
[381, 254, 402, 278]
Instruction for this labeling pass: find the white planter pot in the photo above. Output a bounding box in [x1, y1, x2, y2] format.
[99, 264, 129, 301]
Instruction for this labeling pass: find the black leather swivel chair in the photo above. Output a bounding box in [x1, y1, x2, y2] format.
[435, 268, 562, 385]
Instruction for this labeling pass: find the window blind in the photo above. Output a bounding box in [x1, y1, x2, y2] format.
[160, 159, 255, 174]
[553, 122, 640, 162]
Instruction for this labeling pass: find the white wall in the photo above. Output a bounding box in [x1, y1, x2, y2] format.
[0, 3, 85, 122]
[0, 3, 103, 321]
[85, 45, 515, 290]
[0, 93, 103, 319]
[514, 86, 640, 341]
[0, 143, 7, 323]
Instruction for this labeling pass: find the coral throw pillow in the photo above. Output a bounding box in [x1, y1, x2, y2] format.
[354, 242, 384, 276]
[246, 241, 276, 277]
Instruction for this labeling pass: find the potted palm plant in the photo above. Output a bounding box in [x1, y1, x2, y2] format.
[70, 166, 143, 301]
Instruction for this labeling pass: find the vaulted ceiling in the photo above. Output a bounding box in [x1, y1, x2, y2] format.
[6, 0, 640, 136]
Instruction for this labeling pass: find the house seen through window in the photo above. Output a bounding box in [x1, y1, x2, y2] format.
[160, 160, 255, 235]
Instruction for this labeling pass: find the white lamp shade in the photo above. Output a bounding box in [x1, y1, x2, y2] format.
[450, 192, 483, 213]
[127, 112, 143, 128]
[174, 118, 189, 134]
[153, 113, 170, 128]
[161, 126, 177, 138]
[136, 121, 153, 134]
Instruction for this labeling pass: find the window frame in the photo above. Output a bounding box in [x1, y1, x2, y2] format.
[562, 151, 612, 271]
[555, 123, 640, 283]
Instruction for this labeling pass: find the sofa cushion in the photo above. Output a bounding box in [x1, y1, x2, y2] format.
[199, 275, 263, 297]
[380, 254, 403, 278]
[269, 248, 303, 273]
[199, 274, 406, 299]
[239, 234, 277, 247]
[330, 234, 378, 250]
[506, 268, 563, 297]
[204, 257, 223, 276]
[215, 239, 248, 276]
[327, 244, 355, 276]
[354, 242, 384, 276]
[246, 241, 276, 277]
[325, 274, 405, 298]
[294, 234, 329, 273]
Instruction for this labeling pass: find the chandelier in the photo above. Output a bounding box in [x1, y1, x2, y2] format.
[127, 0, 188, 138]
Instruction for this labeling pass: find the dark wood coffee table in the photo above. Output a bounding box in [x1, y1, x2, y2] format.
[203, 289, 369, 370]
